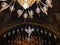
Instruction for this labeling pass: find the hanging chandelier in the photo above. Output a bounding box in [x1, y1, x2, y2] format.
[0, 0, 52, 19]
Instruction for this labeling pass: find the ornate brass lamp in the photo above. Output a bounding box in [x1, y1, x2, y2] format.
[0, 0, 52, 19]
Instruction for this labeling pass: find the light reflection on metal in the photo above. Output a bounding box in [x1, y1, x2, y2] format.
[17, 0, 36, 9]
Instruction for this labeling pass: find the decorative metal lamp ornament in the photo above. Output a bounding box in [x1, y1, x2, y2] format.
[0, 0, 52, 19]
[17, 0, 36, 9]
[36, 7, 41, 17]
[24, 12, 28, 19]
[17, 10, 23, 18]
[9, 5, 15, 15]
[1, 2, 8, 8]
[28, 10, 34, 19]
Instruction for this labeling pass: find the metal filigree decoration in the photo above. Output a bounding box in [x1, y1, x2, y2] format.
[0, 0, 52, 19]
[3, 25, 57, 45]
